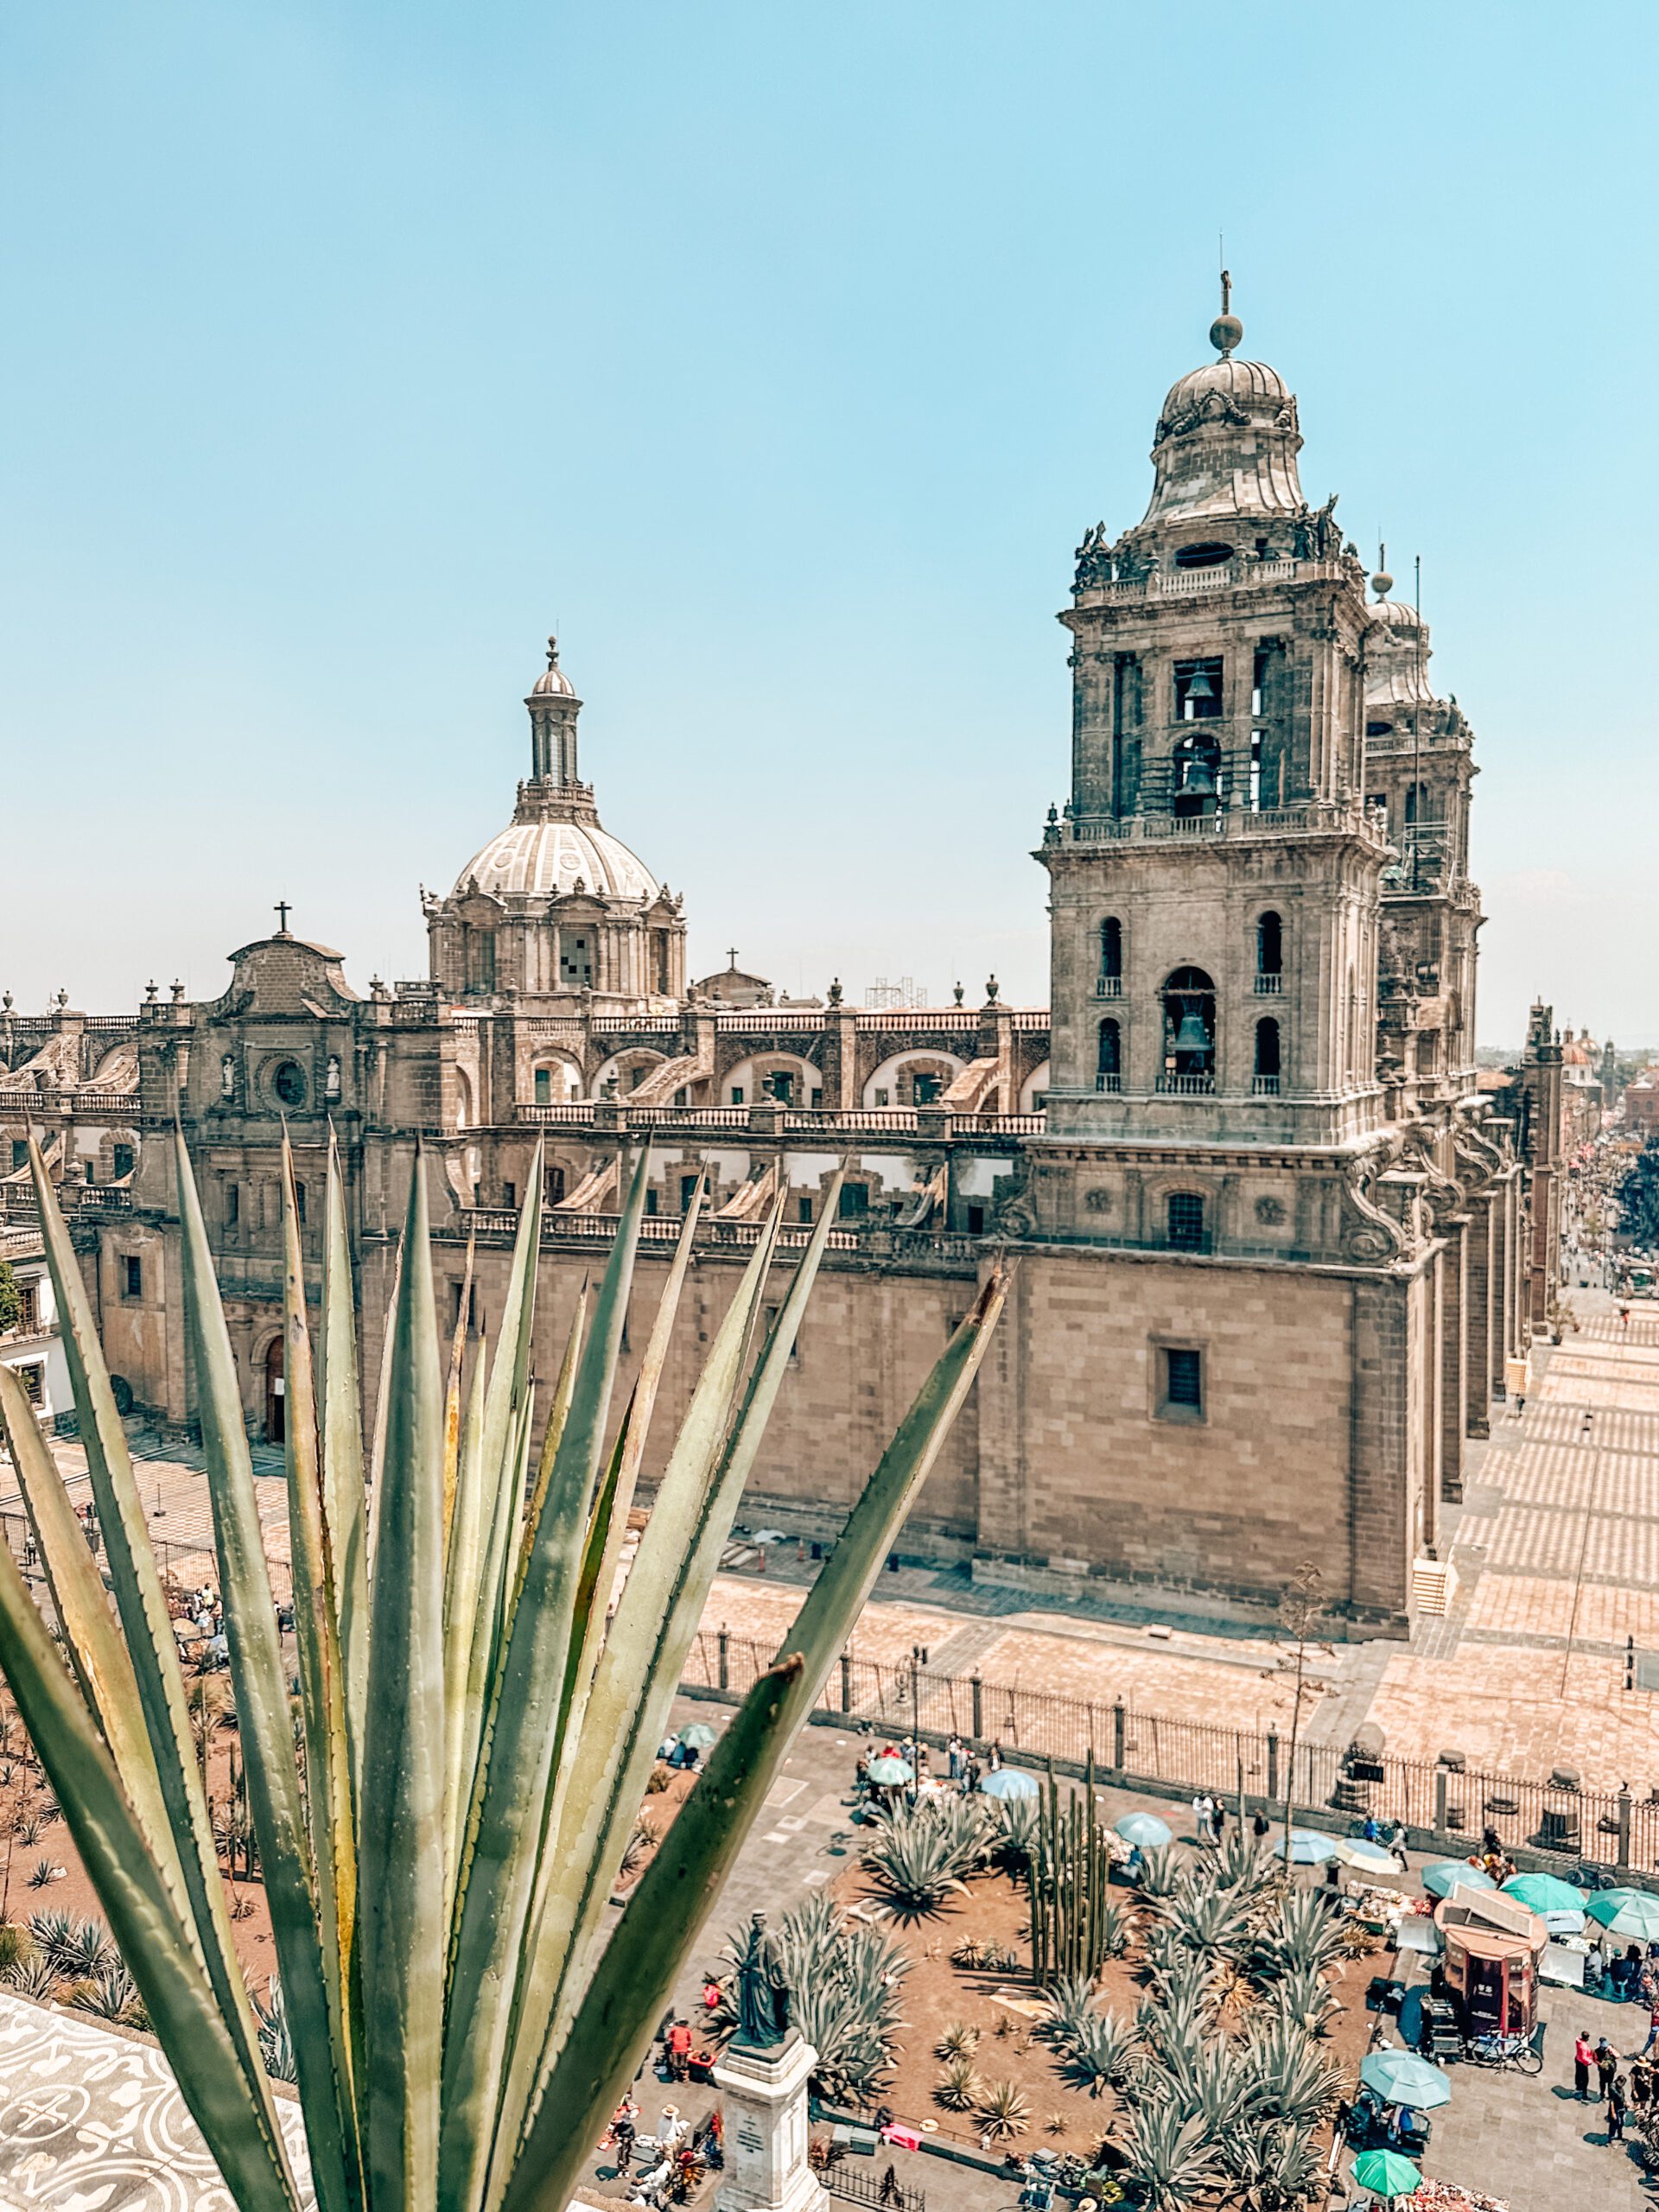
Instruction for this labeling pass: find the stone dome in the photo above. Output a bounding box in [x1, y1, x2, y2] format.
[1153, 356, 1294, 445]
[1370, 596, 1426, 632]
[453, 813, 658, 904]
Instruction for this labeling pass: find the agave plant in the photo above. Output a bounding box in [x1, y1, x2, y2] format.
[975, 2078, 1030, 2141]
[1248, 1889, 1346, 1984]
[1053, 2007, 1138, 2099]
[72, 1960, 144, 2025]
[1263, 1961, 1340, 2038]
[933, 2056, 980, 2111]
[1220, 2114, 1323, 2211]
[1132, 1841, 1181, 1899]
[5, 1952, 60, 2001]
[0, 1133, 1003, 2212]
[1117, 2102, 1221, 2212]
[255, 1981, 297, 2085]
[26, 1907, 75, 1971]
[860, 1796, 989, 1916]
[992, 1792, 1040, 1874]
[936, 2019, 981, 2061]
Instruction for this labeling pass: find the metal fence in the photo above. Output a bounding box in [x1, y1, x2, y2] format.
[683, 1630, 1659, 1879]
[819, 2161, 925, 2212]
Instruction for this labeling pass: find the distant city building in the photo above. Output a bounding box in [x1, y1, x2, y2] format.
[0, 295, 1563, 1635]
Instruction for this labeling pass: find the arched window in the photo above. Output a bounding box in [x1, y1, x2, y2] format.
[1255, 912, 1282, 991]
[1171, 732, 1221, 819]
[1098, 917, 1122, 992]
[1166, 1192, 1206, 1251]
[1160, 967, 1217, 1092]
[1254, 1019, 1281, 1095]
[1096, 1018, 1122, 1092]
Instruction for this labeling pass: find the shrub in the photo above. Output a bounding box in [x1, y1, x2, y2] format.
[934, 2056, 981, 2111]
[0, 1924, 30, 1973]
[976, 2078, 1030, 2141]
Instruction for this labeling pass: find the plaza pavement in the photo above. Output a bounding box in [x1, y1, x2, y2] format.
[7, 1297, 1657, 1807]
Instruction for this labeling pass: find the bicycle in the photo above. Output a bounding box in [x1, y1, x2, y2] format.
[1464, 2029, 1543, 2074]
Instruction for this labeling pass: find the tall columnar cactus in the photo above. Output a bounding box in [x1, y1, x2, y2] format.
[1027, 1761, 1109, 1987]
[0, 1135, 1004, 2212]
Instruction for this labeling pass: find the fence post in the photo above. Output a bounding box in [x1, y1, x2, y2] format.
[717, 1625, 729, 1694]
[1434, 1765, 1448, 1838]
[839, 1652, 852, 1713]
[1266, 1728, 1280, 1807]
[1112, 1700, 1126, 1777]
[1618, 1786, 1633, 1872]
[969, 1672, 982, 1741]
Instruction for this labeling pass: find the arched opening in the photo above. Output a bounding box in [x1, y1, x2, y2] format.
[264, 1338, 285, 1445]
[1171, 731, 1222, 818]
[1098, 916, 1122, 994]
[1160, 967, 1216, 1093]
[1166, 1192, 1207, 1252]
[1254, 1018, 1281, 1095]
[1096, 1019, 1122, 1093]
[1255, 911, 1282, 991]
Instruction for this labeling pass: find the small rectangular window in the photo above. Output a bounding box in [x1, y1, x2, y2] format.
[83, 1160, 96, 1185]
[730, 1087, 745, 1105]
[10, 1141, 25, 1171]
[122, 1255, 143, 1300]
[797, 1197, 813, 1224]
[839, 1183, 869, 1219]
[534, 1068, 552, 1105]
[16, 1363, 44, 1406]
[680, 1173, 702, 1213]
[112, 1144, 135, 1179]
[874, 1089, 890, 1108]
[226, 1183, 240, 1227]
[1156, 1344, 1205, 1423]
[966, 1204, 986, 1236]
[503, 1180, 516, 1209]
[1167, 1192, 1206, 1251]
[16, 1284, 39, 1335]
[645, 1188, 658, 1216]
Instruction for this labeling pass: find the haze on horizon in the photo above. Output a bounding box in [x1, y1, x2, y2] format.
[3, 2, 1654, 1046]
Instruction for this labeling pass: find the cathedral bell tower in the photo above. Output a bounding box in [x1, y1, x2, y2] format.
[1039, 289, 1390, 1148]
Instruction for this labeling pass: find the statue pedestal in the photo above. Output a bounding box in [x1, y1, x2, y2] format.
[712, 2033, 829, 2212]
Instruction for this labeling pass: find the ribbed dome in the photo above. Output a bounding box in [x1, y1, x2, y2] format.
[1154, 356, 1292, 441]
[528, 635, 577, 699]
[453, 815, 658, 903]
[1370, 597, 1426, 632]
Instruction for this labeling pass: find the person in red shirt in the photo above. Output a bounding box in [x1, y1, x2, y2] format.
[667, 2019, 693, 2081]
[1575, 2031, 1594, 2101]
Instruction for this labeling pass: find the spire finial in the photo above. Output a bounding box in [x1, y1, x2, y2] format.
[546, 634, 559, 670]
[1209, 266, 1243, 361]
[1371, 540, 1393, 599]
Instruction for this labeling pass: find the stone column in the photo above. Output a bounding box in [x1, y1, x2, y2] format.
[1440, 1218, 1468, 1503]
[713, 2034, 829, 2212]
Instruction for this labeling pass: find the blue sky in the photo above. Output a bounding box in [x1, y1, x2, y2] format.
[3, 2, 1654, 1044]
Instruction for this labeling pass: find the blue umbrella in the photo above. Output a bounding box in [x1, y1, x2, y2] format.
[867, 1755, 912, 1785]
[1273, 1828, 1340, 1865]
[1422, 1859, 1495, 1900]
[980, 1766, 1039, 1801]
[1114, 1812, 1173, 1848]
[1360, 2049, 1452, 2110]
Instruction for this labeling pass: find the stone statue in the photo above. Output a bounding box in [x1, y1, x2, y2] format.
[734, 1910, 791, 2046]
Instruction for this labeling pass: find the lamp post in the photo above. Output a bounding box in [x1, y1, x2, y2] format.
[909, 1645, 927, 1803]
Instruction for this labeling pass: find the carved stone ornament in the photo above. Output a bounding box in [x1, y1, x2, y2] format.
[1084, 1187, 1114, 1213]
[1254, 1195, 1287, 1225]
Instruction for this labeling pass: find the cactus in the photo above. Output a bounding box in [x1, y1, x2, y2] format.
[0, 1135, 1003, 2212]
[1027, 1760, 1115, 1986]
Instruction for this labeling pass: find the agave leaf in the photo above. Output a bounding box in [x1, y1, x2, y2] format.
[320, 1126, 369, 1779]
[24, 1140, 279, 2126]
[279, 1139, 363, 2207]
[507, 1288, 585, 1624]
[439, 1148, 651, 2212]
[449, 1153, 546, 1865]
[441, 1325, 489, 1893]
[175, 1129, 352, 2212]
[442, 1233, 476, 1555]
[358, 1149, 447, 2212]
[502, 1658, 807, 2212]
[0, 1523, 300, 2212]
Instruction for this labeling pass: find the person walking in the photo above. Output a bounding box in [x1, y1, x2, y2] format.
[879, 2165, 902, 2209]
[613, 2119, 637, 2177]
[1575, 2031, 1594, 2101]
[1637, 1997, 1659, 2058]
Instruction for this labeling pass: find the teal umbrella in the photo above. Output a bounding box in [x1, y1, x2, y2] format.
[867, 1755, 912, 1785]
[677, 1722, 717, 1750]
[1503, 1871, 1586, 1914]
[980, 1766, 1039, 1802]
[1360, 2049, 1452, 2109]
[1273, 1827, 1340, 1865]
[1114, 1812, 1173, 1849]
[1586, 1888, 1659, 1939]
[1351, 2148, 1422, 2198]
[1422, 1859, 1495, 1899]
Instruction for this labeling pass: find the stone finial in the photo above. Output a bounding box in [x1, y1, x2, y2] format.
[984, 974, 1000, 1004]
[54, 988, 69, 1010]
[143, 980, 159, 1004]
[953, 981, 964, 1006]
[2, 990, 12, 1013]
[827, 977, 843, 1007]
[170, 980, 186, 1003]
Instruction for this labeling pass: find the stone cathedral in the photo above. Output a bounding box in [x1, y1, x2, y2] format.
[0, 298, 1563, 1637]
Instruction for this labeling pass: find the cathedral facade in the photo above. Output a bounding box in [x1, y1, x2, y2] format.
[0, 302, 1563, 1635]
